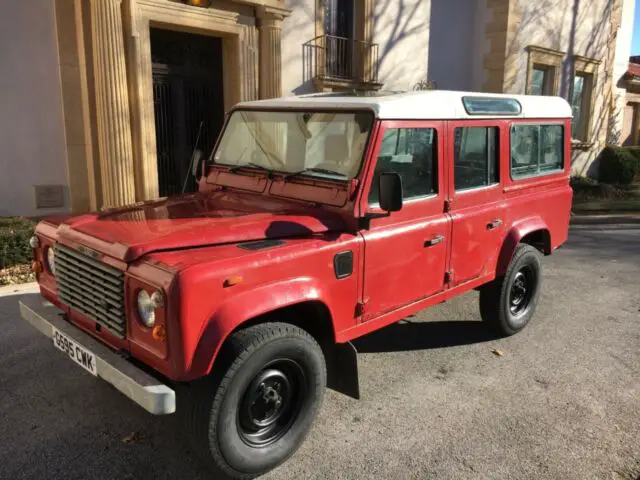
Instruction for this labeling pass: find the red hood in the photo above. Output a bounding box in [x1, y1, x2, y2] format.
[55, 191, 347, 262]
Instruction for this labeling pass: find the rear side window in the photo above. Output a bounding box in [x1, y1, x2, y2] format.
[368, 127, 437, 205]
[510, 124, 564, 179]
[454, 127, 499, 191]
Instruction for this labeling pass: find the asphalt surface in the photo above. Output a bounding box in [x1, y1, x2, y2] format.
[0, 224, 638, 480]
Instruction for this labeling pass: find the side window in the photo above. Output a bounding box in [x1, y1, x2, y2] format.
[510, 124, 564, 179]
[368, 127, 437, 205]
[454, 127, 499, 191]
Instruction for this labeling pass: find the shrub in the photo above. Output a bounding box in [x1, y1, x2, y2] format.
[0, 217, 36, 269]
[625, 146, 640, 160]
[598, 146, 640, 185]
[570, 176, 630, 201]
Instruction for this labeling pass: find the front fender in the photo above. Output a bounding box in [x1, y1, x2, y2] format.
[496, 216, 549, 276]
[185, 277, 333, 380]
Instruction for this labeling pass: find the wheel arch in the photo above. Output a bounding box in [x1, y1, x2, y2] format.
[496, 217, 551, 276]
[187, 282, 359, 399]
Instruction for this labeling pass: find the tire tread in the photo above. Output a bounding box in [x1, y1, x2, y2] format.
[182, 322, 325, 480]
[479, 243, 542, 336]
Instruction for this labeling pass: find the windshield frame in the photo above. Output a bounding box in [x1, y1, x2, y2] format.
[207, 106, 377, 183]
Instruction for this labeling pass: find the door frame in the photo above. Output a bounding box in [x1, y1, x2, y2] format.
[150, 28, 225, 197]
[123, 0, 258, 201]
[444, 119, 507, 287]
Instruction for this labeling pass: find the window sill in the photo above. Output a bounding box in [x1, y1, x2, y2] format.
[571, 139, 594, 151]
[313, 76, 383, 92]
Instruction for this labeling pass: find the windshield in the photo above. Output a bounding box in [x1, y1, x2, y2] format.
[212, 110, 374, 180]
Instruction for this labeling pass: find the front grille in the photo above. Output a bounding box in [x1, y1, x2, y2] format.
[54, 244, 126, 338]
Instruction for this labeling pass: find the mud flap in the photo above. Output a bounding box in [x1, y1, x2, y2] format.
[326, 341, 360, 400]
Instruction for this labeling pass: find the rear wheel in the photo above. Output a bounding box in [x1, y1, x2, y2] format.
[183, 323, 326, 480]
[479, 244, 543, 336]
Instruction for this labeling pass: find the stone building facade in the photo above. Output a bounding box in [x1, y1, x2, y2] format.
[622, 59, 640, 146]
[0, 0, 635, 216]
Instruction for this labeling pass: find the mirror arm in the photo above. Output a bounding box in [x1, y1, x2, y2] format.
[358, 211, 390, 230]
[363, 211, 391, 220]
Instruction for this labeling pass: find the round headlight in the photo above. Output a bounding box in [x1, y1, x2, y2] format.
[29, 236, 40, 248]
[46, 247, 56, 275]
[137, 290, 156, 328]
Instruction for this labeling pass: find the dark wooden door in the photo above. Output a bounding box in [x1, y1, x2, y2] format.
[323, 0, 354, 78]
[151, 28, 225, 197]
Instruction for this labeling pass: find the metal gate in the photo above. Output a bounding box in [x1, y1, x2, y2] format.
[151, 28, 225, 197]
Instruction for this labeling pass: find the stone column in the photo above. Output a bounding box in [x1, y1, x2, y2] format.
[257, 6, 288, 99]
[256, 6, 289, 166]
[89, 0, 136, 208]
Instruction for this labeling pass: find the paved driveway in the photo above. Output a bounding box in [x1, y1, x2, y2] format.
[0, 224, 638, 480]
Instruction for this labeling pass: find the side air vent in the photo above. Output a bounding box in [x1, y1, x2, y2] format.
[334, 251, 353, 279]
[237, 239, 286, 251]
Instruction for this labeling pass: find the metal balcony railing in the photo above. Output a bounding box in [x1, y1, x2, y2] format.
[303, 35, 380, 85]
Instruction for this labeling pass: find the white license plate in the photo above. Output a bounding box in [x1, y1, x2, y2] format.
[52, 327, 98, 376]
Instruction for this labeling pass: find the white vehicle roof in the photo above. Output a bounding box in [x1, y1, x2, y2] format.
[234, 90, 573, 120]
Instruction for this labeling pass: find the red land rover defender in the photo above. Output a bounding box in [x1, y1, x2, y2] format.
[21, 90, 573, 479]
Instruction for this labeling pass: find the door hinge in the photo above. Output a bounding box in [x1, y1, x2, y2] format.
[444, 271, 453, 284]
[355, 297, 369, 317]
[444, 200, 452, 212]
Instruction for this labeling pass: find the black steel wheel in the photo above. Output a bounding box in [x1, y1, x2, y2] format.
[182, 323, 326, 480]
[480, 243, 543, 336]
[237, 359, 306, 447]
[508, 267, 536, 318]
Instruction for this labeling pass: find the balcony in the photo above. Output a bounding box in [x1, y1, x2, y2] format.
[303, 35, 382, 91]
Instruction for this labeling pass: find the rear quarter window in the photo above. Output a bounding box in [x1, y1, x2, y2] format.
[510, 124, 564, 179]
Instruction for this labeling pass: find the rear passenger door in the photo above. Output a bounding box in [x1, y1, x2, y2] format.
[446, 121, 506, 287]
[360, 121, 450, 321]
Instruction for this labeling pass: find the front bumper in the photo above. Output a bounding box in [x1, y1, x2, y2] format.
[19, 295, 176, 415]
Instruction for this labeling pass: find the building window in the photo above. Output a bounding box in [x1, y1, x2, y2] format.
[369, 127, 437, 204]
[510, 124, 564, 179]
[571, 73, 589, 140]
[525, 46, 564, 96]
[454, 127, 499, 190]
[570, 56, 600, 144]
[531, 66, 554, 96]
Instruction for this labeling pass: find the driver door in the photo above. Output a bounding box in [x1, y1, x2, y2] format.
[359, 121, 450, 321]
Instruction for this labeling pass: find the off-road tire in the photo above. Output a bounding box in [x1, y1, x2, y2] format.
[182, 323, 326, 480]
[479, 244, 543, 336]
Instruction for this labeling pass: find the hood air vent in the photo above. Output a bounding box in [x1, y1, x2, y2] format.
[237, 239, 285, 251]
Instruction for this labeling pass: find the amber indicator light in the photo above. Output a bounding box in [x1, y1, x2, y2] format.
[223, 276, 243, 288]
[152, 324, 166, 341]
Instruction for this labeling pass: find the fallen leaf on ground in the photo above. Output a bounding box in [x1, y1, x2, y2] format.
[0, 264, 35, 286]
[122, 432, 140, 444]
[491, 349, 504, 357]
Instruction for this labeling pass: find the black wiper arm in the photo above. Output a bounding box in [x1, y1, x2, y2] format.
[284, 167, 347, 180]
[228, 162, 270, 173]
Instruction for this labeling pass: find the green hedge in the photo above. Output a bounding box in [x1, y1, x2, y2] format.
[598, 146, 640, 185]
[0, 217, 36, 269]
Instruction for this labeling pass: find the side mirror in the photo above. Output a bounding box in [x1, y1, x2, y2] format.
[378, 172, 403, 212]
[191, 149, 203, 179]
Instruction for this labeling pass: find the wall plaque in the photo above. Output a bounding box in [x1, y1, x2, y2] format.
[34, 185, 65, 208]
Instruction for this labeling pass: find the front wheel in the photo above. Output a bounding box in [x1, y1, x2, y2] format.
[479, 244, 543, 336]
[183, 323, 326, 480]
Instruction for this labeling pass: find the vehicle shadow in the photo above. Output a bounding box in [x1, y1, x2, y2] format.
[352, 318, 497, 354]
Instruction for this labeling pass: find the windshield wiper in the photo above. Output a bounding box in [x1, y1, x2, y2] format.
[284, 167, 347, 180]
[228, 162, 271, 173]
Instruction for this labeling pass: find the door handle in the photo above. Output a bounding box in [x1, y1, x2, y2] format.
[487, 219, 503, 230]
[424, 234, 445, 247]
